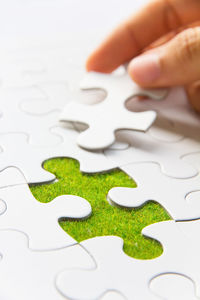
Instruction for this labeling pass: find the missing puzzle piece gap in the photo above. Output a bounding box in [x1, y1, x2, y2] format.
[0, 181, 92, 250]
[108, 162, 200, 221]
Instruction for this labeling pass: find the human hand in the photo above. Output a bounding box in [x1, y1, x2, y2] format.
[86, 0, 200, 113]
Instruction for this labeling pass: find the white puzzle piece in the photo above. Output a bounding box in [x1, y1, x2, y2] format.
[149, 273, 198, 300]
[56, 220, 200, 300]
[20, 83, 105, 116]
[108, 162, 200, 221]
[127, 86, 200, 141]
[104, 131, 200, 179]
[0, 167, 26, 188]
[148, 117, 184, 143]
[100, 291, 126, 300]
[0, 127, 117, 184]
[0, 87, 62, 146]
[0, 58, 45, 88]
[60, 71, 168, 150]
[20, 83, 71, 115]
[0, 181, 91, 250]
[23, 58, 86, 90]
[182, 152, 200, 172]
[0, 230, 94, 300]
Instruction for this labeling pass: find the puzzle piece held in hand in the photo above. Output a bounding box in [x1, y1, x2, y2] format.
[0, 168, 91, 250]
[0, 126, 117, 184]
[56, 220, 200, 300]
[60, 71, 168, 150]
[108, 162, 200, 221]
[0, 230, 93, 300]
[31, 157, 170, 258]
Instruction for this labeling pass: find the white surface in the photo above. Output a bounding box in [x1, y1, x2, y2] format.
[150, 273, 198, 300]
[0, 230, 93, 300]
[56, 221, 200, 300]
[0, 179, 91, 250]
[127, 87, 200, 141]
[20, 83, 105, 115]
[0, 87, 61, 147]
[100, 291, 126, 300]
[109, 162, 200, 221]
[182, 152, 200, 172]
[0, 167, 27, 188]
[60, 71, 167, 150]
[105, 131, 200, 179]
[20, 83, 71, 115]
[0, 127, 117, 184]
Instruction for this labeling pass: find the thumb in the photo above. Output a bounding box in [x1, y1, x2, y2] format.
[128, 27, 200, 88]
[185, 80, 200, 113]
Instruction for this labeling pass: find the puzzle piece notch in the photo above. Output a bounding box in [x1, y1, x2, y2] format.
[0, 87, 62, 147]
[100, 291, 126, 300]
[56, 220, 200, 300]
[0, 58, 45, 88]
[104, 130, 200, 179]
[0, 167, 26, 188]
[0, 127, 117, 184]
[149, 273, 198, 300]
[0, 230, 94, 300]
[60, 71, 168, 150]
[108, 162, 200, 221]
[126, 86, 200, 141]
[31, 157, 170, 259]
[20, 83, 71, 115]
[182, 152, 200, 172]
[0, 171, 92, 250]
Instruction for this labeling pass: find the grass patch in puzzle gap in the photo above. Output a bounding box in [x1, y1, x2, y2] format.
[30, 158, 171, 259]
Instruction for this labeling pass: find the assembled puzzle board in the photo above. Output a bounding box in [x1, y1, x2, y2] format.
[0, 0, 199, 299]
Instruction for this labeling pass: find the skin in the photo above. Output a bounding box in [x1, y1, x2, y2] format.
[86, 0, 200, 113]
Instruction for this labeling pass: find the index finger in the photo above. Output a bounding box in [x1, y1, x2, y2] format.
[86, 0, 200, 72]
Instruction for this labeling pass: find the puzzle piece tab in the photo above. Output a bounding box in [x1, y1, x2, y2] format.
[0, 230, 93, 300]
[0, 168, 91, 250]
[150, 273, 198, 300]
[105, 131, 200, 179]
[0, 87, 61, 146]
[56, 220, 200, 300]
[0, 126, 117, 184]
[60, 71, 168, 150]
[108, 162, 200, 221]
[31, 157, 170, 258]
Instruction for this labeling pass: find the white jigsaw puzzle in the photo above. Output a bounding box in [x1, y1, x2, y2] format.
[0, 126, 117, 184]
[127, 86, 200, 140]
[59, 71, 168, 150]
[0, 230, 94, 300]
[20, 83, 71, 115]
[0, 58, 45, 88]
[0, 166, 26, 188]
[149, 273, 198, 300]
[0, 174, 91, 250]
[56, 220, 200, 300]
[108, 162, 200, 221]
[0, 87, 62, 146]
[104, 130, 200, 179]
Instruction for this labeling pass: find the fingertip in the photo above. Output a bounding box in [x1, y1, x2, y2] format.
[85, 52, 108, 73]
[128, 54, 161, 86]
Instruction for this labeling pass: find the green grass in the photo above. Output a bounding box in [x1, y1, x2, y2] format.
[30, 157, 171, 259]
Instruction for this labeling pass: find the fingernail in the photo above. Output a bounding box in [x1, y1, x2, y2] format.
[129, 54, 161, 84]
